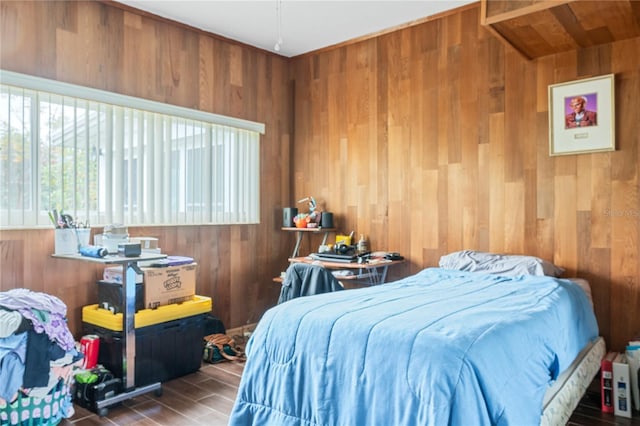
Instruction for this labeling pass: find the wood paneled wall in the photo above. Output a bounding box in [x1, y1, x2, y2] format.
[291, 5, 640, 351]
[0, 1, 289, 335]
[1, 1, 638, 352]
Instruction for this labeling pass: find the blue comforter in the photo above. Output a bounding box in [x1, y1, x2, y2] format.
[230, 268, 599, 425]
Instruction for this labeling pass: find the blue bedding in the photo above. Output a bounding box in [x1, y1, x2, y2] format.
[230, 268, 599, 425]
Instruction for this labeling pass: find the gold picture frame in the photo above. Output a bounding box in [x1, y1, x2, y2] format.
[548, 74, 615, 156]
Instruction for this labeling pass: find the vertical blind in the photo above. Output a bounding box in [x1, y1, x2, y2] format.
[0, 71, 263, 228]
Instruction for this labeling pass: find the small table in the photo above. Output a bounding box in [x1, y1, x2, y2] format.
[52, 252, 166, 414]
[282, 227, 336, 258]
[287, 255, 404, 285]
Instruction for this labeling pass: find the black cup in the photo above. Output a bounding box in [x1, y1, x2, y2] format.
[283, 207, 298, 227]
[321, 212, 333, 228]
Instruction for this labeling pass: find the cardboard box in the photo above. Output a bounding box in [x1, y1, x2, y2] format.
[627, 342, 640, 411]
[142, 263, 197, 309]
[613, 353, 632, 418]
[601, 351, 617, 413]
[130, 237, 158, 250]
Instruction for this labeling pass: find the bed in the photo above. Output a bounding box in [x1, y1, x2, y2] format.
[230, 252, 602, 425]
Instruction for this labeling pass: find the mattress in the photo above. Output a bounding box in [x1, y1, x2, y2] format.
[231, 268, 600, 425]
[541, 336, 605, 425]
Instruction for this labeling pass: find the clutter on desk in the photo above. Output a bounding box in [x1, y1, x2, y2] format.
[79, 245, 108, 258]
[282, 207, 298, 227]
[357, 235, 369, 254]
[320, 233, 372, 258]
[293, 196, 322, 228]
[95, 227, 196, 310]
[91, 224, 163, 260]
[48, 209, 89, 230]
[318, 244, 332, 253]
[320, 211, 334, 228]
[100, 224, 129, 254]
[50, 210, 91, 255]
[117, 241, 141, 257]
[335, 232, 354, 246]
[384, 252, 404, 261]
[363, 251, 403, 264]
[130, 237, 158, 250]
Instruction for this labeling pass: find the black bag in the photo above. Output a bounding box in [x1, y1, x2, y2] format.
[203, 314, 226, 335]
[73, 366, 121, 413]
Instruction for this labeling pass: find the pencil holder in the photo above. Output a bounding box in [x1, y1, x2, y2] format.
[55, 229, 78, 254]
[54, 228, 90, 254]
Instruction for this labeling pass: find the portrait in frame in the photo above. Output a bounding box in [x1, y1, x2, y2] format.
[548, 74, 615, 156]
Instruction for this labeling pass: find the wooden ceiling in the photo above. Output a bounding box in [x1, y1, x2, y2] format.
[481, 0, 640, 59]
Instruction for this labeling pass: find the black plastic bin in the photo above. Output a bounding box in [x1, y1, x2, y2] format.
[83, 313, 206, 387]
[97, 280, 144, 313]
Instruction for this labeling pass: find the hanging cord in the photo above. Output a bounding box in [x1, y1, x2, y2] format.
[274, 0, 283, 51]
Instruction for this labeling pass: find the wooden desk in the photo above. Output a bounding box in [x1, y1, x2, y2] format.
[287, 256, 404, 286]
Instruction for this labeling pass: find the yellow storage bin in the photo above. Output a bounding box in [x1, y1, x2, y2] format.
[82, 295, 212, 331]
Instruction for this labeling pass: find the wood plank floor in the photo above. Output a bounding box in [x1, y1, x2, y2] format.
[60, 361, 640, 426]
[60, 360, 244, 426]
[568, 378, 640, 426]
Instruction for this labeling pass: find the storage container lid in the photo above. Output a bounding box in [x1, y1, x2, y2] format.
[82, 295, 212, 330]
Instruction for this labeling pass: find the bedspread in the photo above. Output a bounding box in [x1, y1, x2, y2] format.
[230, 268, 599, 426]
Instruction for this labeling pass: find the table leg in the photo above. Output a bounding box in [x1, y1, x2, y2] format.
[123, 263, 137, 389]
[379, 265, 390, 284]
[365, 264, 390, 285]
[292, 232, 304, 258]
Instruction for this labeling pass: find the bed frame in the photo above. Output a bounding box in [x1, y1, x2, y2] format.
[541, 336, 606, 425]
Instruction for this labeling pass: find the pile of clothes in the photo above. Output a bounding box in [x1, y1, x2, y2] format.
[0, 288, 82, 426]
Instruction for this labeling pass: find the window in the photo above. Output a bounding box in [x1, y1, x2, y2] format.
[0, 70, 264, 229]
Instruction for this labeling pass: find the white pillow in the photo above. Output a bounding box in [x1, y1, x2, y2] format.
[438, 250, 564, 277]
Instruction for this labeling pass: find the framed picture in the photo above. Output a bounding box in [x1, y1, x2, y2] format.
[548, 74, 615, 156]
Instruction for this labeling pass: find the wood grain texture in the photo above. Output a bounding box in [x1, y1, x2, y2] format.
[1, 1, 639, 353]
[482, 0, 640, 59]
[291, 5, 640, 351]
[0, 0, 288, 335]
[484, 0, 571, 21]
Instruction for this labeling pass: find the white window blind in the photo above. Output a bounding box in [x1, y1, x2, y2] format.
[0, 70, 263, 229]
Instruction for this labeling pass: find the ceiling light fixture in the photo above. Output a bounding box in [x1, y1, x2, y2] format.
[274, 0, 283, 52]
